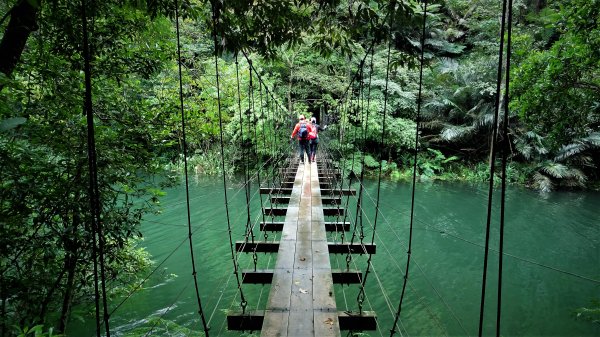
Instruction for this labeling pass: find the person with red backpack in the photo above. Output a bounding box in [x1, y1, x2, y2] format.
[290, 115, 313, 163]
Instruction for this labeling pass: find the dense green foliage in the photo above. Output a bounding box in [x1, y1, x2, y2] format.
[294, 0, 600, 189]
[1, 0, 598, 335]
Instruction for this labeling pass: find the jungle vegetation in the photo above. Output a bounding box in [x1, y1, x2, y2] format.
[1, 0, 598, 335]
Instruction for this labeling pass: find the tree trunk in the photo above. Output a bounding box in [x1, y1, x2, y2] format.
[58, 163, 83, 333]
[1, 278, 6, 337]
[58, 213, 79, 333]
[0, 1, 40, 79]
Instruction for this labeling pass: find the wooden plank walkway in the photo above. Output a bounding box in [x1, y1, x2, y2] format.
[228, 158, 375, 334]
[261, 161, 340, 337]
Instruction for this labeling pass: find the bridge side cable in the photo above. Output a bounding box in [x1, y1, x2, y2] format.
[175, 0, 210, 335]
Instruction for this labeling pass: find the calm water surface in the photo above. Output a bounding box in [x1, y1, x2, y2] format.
[69, 176, 600, 337]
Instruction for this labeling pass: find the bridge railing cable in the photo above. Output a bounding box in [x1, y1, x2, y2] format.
[81, 0, 111, 335]
[390, 1, 428, 335]
[479, 0, 513, 335]
[176, 0, 210, 334]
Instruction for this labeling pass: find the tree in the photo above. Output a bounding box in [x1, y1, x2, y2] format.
[0, 1, 179, 333]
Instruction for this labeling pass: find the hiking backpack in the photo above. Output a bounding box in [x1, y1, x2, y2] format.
[298, 122, 308, 139]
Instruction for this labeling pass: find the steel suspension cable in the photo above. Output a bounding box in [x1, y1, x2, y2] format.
[246, 67, 255, 244]
[478, 0, 510, 334]
[342, 66, 364, 251]
[497, 1, 513, 335]
[256, 82, 269, 243]
[317, 139, 472, 336]
[234, 54, 253, 247]
[248, 63, 261, 269]
[80, 0, 110, 335]
[390, 1, 428, 335]
[209, 0, 247, 317]
[357, 0, 396, 317]
[175, 1, 210, 334]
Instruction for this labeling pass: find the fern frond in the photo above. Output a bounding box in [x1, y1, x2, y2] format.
[582, 131, 600, 147]
[441, 125, 475, 141]
[540, 162, 569, 178]
[565, 168, 587, 184]
[533, 172, 553, 192]
[439, 57, 458, 74]
[555, 132, 600, 161]
[476, 112, 495, 128]
[515, 141, 533, 160]
[555, 142, 588, 162]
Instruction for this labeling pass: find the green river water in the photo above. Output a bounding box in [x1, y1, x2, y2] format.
[69, 176, 599, 337]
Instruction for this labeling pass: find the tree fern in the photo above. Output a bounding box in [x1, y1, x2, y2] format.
[441, 124, 475, 141]
[554, 131, 600, 161]
[540, 162, 569, 179]
[533, 172, 554, 192]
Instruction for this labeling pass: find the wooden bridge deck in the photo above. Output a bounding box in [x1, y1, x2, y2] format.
[228, 159, 376, 335]
[261, 161, 340, 337]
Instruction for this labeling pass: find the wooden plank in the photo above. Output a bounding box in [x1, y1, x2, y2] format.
[228, 311, 377, 332]
[236, 241, 377, 254]
[270, 196, 291, 204]
[324, 222, 351, 232]
[327, 242, 376, 254]
[260, 187, 292, 195]
[280, 181, 294, 188]
[236, 241, 279, 253]
[260, 221, 284, 231]
[318, 169, 341, 174]
[263, 207, 287, 216]
[262, 311, 289, 337]
[314, 311, 341, 336]
[317, 174, 338, 180]
[227, 310, 265, 331]
[321, 197, 341, 205]
[261, 221, 350, 232]
[241, 269, 362, 285]
[338, 311, 377, 331]
[261, 161, 341, 337]
[331, 269, 362, 284]
[323, 207, 344, 216]
[242, 269, 274, 284]
[321, 188, 356, 196]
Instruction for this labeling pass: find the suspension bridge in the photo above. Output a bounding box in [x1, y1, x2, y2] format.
[70, 0, 600, 336]
[226, 157, 377, 336]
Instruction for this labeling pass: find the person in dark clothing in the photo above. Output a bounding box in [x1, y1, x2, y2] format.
[308, 117, 324, 162]
[290, 115, 313, 163]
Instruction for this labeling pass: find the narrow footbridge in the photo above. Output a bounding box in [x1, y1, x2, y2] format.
[227, 158, 377, 336]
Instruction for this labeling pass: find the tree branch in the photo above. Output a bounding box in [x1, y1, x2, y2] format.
[0, 0, 40, 81]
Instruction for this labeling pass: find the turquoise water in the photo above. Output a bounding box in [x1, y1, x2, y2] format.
[68, 176, 600, 336]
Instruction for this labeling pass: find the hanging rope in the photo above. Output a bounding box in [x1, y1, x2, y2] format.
[209, 1, 247, 316]
[256, 82, 269, 243]
[175, 1, 210, 334]
[234, 54, 253, 250]
[497, 0, 513, 336]
[80, 0, 110, 335]
[478, 0, 511, 334]
[390, 1, 428, 335]
[247, 61, 260, 269]
[343, 63, 367, 273]
[356, 2, 396, 317]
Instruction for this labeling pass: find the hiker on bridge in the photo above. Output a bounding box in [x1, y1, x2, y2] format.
[308, 116, 324, 162]
[290, 114, 313, 163]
